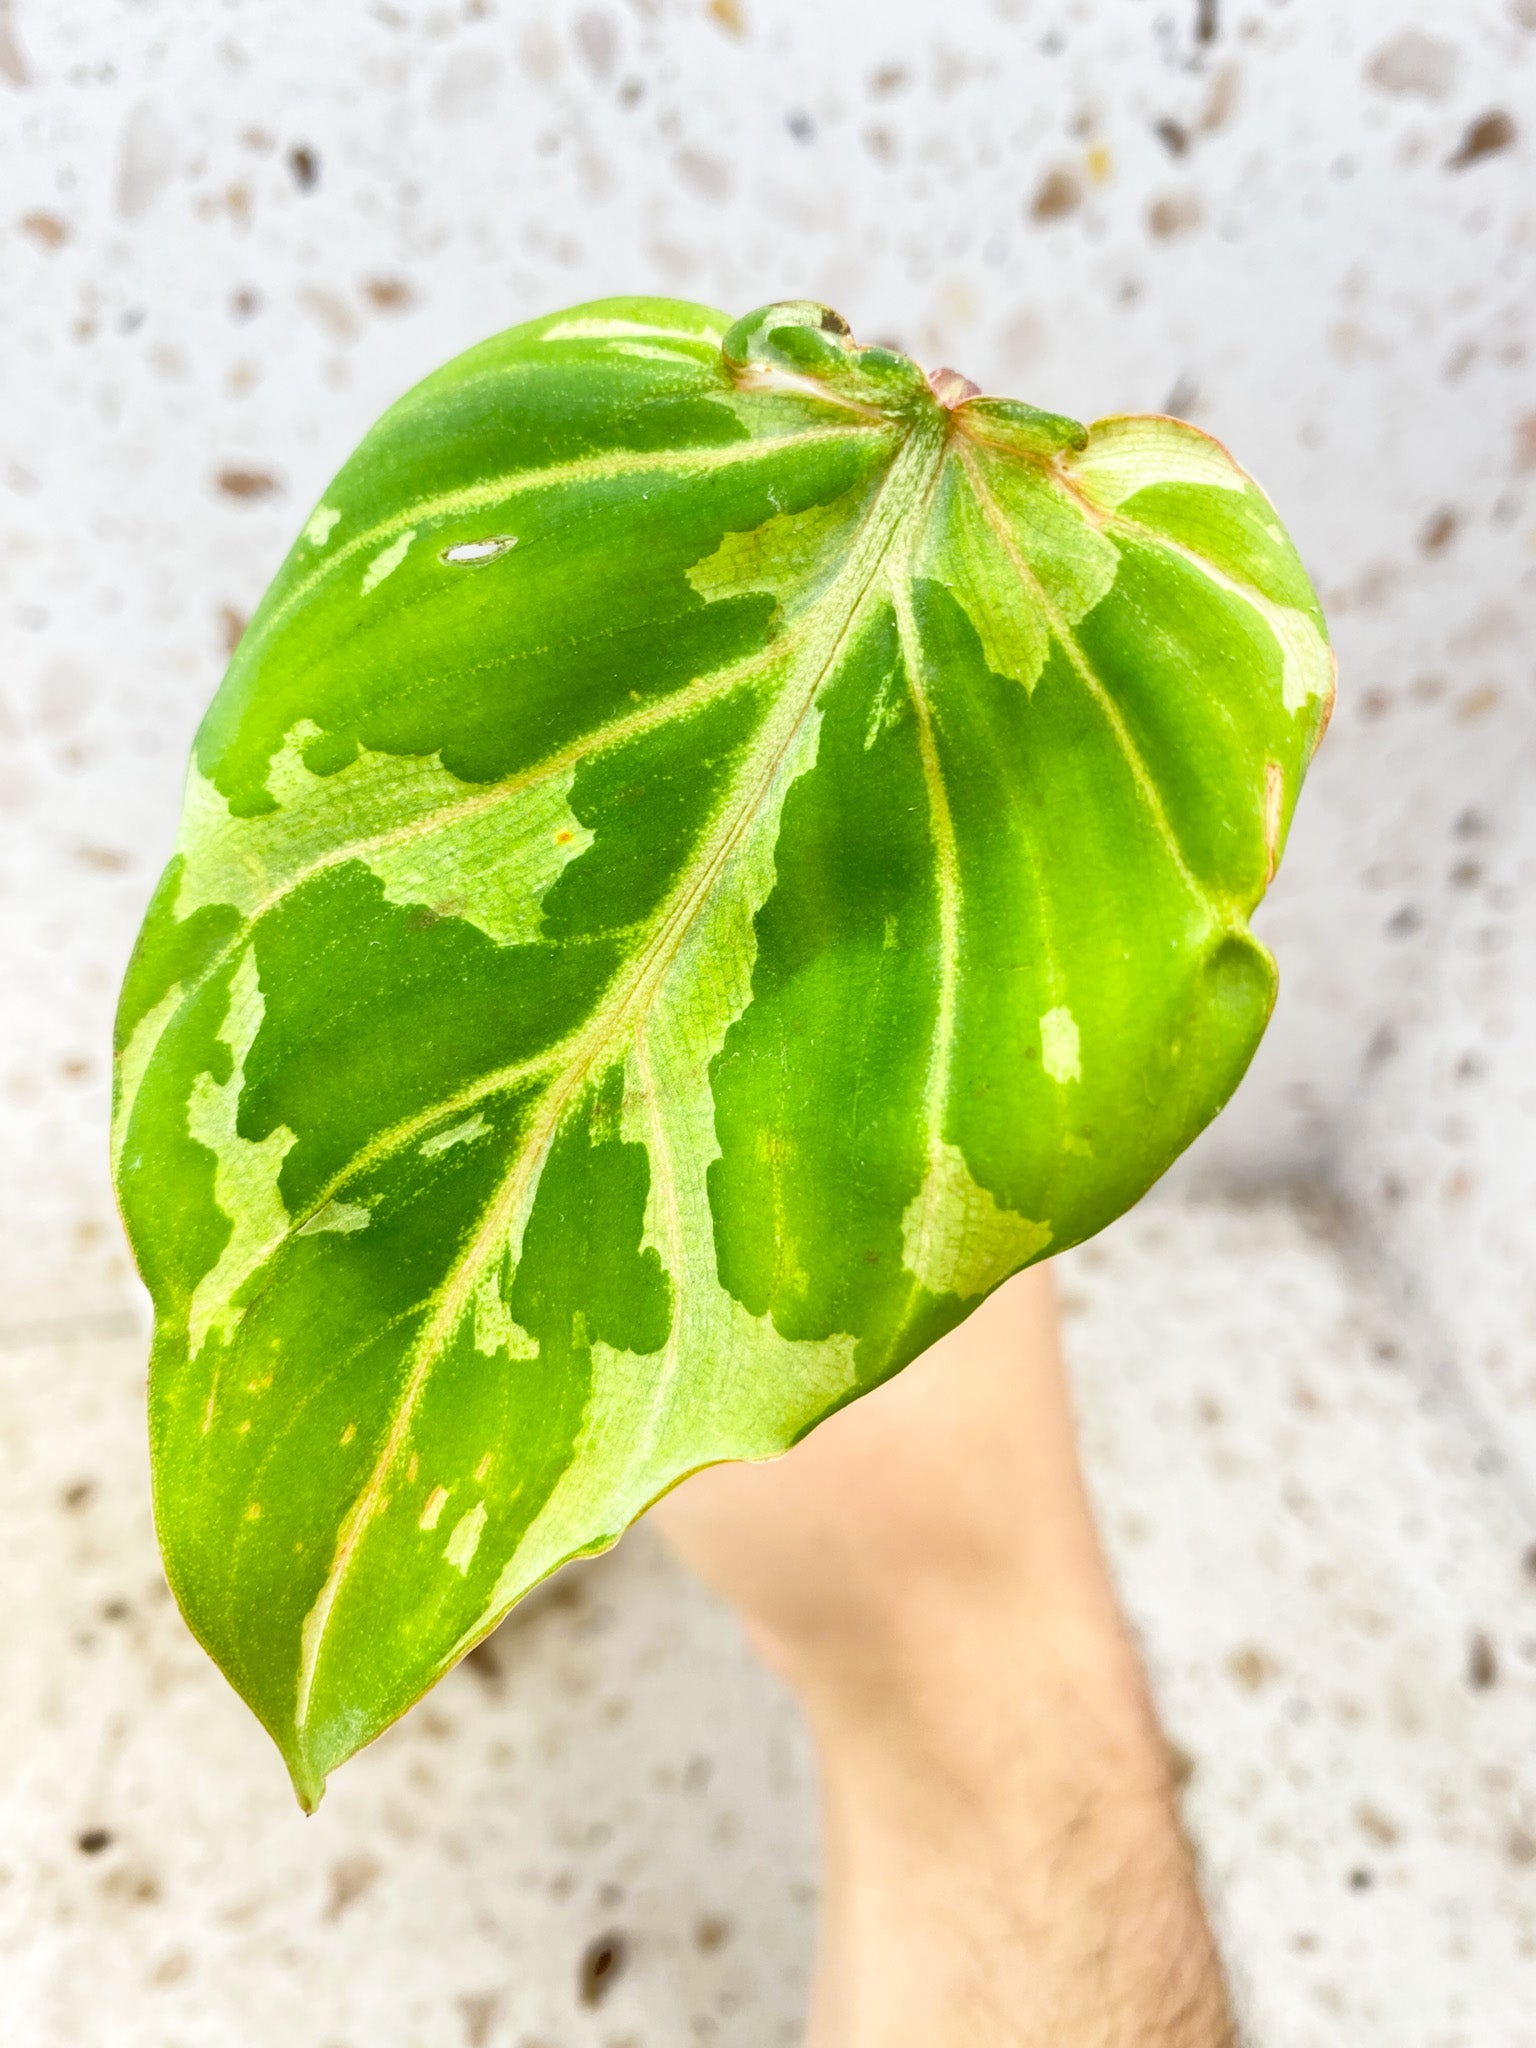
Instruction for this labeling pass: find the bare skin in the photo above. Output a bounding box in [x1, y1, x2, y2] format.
[652, 1265, 1236, 2048]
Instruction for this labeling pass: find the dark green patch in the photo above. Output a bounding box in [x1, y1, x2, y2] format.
[115, 955, 241, 1316]
[114, 857, 242, 1052]
[241, 864, 618, 1215]
[709, 606, 940, 1377]
[510, 1068, 672, 1360]
[542, 686, 763, 942]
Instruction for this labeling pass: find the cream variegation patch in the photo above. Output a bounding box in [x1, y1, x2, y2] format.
[1255, 597, 1333, 714]
[688, 492, 871, 617]
[1066, 416, 1247, 509]
[925, 471, 1049, 691]
[420, 1114, 490, 1157]
[185, 948, 297, 1358]
[921, 453, 1117, 692]
[1039, 1005, 1082, 1083]
[112, 983, 183, 1176]
[540, 313, 728, 344]
[470, 1262, 538, 1360]
[901, 1140, 1051, 1301]
[298, 1199, 371, 1236]
[606, 341, 715, 364]
[361, 529, 415, 595]
[444, 1500, 486, 1572]
[367, 776, 593, 946]
[968, 452, 1120, 626]
[174, 723, 595, 948]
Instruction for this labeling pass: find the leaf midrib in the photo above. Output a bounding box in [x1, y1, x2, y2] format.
[291, 404, 954, 1736]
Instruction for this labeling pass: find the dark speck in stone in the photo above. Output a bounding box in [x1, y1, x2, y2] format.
[695, 1914, 732, 1952]
[1468, 1631, 1498, 1689]
[1420, 506, 1458, 554]
[1446, 110, 1517, 170]
[578, 1930, 627, 2007]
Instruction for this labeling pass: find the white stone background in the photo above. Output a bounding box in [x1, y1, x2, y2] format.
[2, 0, 1535, 2041]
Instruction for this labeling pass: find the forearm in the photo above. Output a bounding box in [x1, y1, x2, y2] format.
[797, 1602, 1233, 2048]
[656, 1267, 1236, 2047]
[758, 1274, 1233, 2048]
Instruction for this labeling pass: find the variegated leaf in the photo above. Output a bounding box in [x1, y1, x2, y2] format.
[113, 296, 1332, 1806]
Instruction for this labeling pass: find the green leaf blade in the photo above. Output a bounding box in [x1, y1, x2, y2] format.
[113, 298, 1331, 1804]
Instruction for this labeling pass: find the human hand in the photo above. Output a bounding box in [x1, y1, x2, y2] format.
[651, 1266, 1236, 2048]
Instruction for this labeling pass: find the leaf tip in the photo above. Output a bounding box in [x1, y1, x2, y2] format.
[285, 1743, 329, 1815]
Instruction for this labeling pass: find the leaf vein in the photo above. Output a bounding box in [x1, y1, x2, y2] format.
[257, 427, 886, 652]
[954, 444, 1221, 916]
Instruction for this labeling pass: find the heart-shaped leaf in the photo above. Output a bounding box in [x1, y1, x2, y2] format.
[113, 297, 1332, 1805]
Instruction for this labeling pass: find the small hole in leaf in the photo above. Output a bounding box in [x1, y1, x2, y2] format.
[441, 536, 518, 565]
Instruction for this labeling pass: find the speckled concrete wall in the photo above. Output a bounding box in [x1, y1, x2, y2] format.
[3, 2, 1534, 2042]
